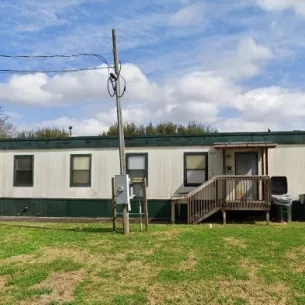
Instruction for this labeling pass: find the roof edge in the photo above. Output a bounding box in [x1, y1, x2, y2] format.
[1, 130, 305, 143]
[0, 130, 303, 150]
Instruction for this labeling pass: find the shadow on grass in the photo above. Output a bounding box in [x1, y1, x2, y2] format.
[0, 223, 123, 234]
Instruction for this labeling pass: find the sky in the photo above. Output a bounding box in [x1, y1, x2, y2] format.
[0, 0, 305, 135]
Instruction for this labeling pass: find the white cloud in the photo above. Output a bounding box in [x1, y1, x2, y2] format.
[16, 106, 153, 136]
[256, 0, 305, 16]
[211, 86, 305, 132]
[0, 0, 83, 32]
[6, 112, 23, 120]
[20, 116, 109, 137]
[170, 2, 205, 26]
[215, 118, 279, 132]
[0, 73, 62, 106]
[215, 38, 273, 79]
[171, 71, 240, 105]
[236, 86, 305, 123]
[5, 35, 305, 135]
[0, 64, 160, 107]
[13, 66, 305, 135]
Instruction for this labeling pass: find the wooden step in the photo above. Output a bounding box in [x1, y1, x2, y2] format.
[193, 207, 222, 224]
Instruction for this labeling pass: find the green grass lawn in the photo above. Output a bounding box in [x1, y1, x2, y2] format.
[0, 221, 305, 305]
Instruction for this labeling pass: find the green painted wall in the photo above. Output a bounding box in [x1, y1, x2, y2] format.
[0, 198, 171, 219]
[0, 131, 304, 150]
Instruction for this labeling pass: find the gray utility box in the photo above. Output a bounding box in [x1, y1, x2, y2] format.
[114, 174, 134, 211]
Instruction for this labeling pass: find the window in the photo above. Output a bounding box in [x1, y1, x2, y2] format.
[14, 155, 34, 187]
[126, 153, 148, 198]
[70, 155, 91, 187]
[184, 153, 208, 187]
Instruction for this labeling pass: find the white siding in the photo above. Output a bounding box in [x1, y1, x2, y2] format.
[0, 147, 223, 200]
[139, 147, 222, 199]
[1, 149, 120, 199]
[268, 145, 305, 199]
[3, 144, 305, 200]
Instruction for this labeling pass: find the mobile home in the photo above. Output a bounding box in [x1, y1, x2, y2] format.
[0, 131, 305, 223]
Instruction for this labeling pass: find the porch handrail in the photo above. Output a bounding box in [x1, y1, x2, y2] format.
[186, 176, 218, 199]
[186, 175, 269, 199]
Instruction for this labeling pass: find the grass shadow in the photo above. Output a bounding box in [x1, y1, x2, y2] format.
[0, 223, 120, 234]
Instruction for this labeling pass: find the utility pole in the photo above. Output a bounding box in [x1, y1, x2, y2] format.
[112, 29, 129, 235]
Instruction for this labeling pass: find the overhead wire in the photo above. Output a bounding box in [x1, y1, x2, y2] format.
[117, 61, 126, 98]
[0, 53, 111, 67]
[0, 52, 127, 97]
[107, 60, 126, 98]
[0, 66, 113, 74]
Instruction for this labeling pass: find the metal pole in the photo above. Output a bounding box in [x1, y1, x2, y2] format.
[139, 200, 143, 232]
[111, 177, 117, 232]
[112, 29, 129, 235]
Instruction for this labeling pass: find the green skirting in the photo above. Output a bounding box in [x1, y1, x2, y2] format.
[0, 198, 171, 220]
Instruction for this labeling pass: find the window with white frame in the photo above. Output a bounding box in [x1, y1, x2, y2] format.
[184, 153, 208, 187]
[70, 155, 91, 187]
[126, 153, 148, 198]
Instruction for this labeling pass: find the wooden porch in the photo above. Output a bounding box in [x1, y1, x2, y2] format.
[171, 175, 271, 225]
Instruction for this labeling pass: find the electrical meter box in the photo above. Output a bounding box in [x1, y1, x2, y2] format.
[114, 174, 134, 208]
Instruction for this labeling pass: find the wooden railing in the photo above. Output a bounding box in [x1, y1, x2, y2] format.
[172, 175, 271, 224]
[217, 175, 271, 211]
[186, 177, 220, 224]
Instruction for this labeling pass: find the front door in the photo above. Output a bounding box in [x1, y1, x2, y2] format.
[235, 153, 258, 200]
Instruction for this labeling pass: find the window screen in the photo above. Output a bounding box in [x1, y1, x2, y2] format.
[126, 154, 148, 198]
[71, 155, 91, 186]
[14, 156, 33, 186]
[184, 153, 207, 186]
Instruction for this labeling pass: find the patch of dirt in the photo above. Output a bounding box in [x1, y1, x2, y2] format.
[3, 234, 26, 244]
[148, 278, 290, 305]
[286, 247, 305, 273]
[0, 276, 8, 290]
[217, 278, 289, 305]
[120, 260, 158, 283]
[224, 259, 290, 305]
[179, 251, 197, 271]
[224, 237, 247, 249]
[41, 247, 106, 265]
[239, 259, 261, 279]
[151, 229, 181, 241]
[148, 259, 291, 305]
[138, 248, 155, 256]
[83, 260, 159, 304]
[20, 269, 85, 305]
[87, 239, 113, 248]
[2, 247, 107, 269]
[0, 253, 37, 266]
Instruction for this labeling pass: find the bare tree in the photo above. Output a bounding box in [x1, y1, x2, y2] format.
[0, 108, 16, 138]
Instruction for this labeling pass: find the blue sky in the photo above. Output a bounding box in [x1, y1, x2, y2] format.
[0, 0, 305, 135]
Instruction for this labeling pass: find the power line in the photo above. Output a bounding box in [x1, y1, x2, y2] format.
[107, 60, 126, 98]
[0, 53, 111, 66]
[0, 66, 113, 74]
[0, 52, 127, 97]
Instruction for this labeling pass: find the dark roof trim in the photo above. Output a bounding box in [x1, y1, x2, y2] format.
[214, 142, 278, 149]
[0, 131, 304, 150]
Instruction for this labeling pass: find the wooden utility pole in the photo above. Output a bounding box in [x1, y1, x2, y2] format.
[112, 29, 129, 235]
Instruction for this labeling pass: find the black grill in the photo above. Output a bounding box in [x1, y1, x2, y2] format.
[271, 176, 288, 195]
